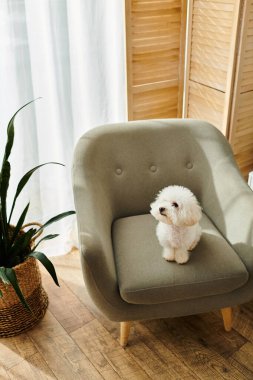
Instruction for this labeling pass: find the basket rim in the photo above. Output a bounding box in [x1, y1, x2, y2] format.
[7, 256, 36, 271]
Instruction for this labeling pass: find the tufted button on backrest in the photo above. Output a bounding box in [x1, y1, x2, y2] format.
[116, 168, 122, 175]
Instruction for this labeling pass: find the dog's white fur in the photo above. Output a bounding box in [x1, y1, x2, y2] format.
[150, 186, 202, 264]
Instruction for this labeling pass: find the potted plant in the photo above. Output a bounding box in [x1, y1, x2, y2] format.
[0, 100, 75, 337]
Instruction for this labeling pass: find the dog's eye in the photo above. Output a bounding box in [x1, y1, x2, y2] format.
[172, 202, 179, 208]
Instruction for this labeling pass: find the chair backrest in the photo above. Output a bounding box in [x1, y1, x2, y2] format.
[73, 119, 238, 223]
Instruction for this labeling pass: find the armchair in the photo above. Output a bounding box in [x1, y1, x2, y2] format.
[72, 119, 253, 346]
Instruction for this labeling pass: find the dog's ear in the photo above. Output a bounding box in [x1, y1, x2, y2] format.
[183, 204, 202, 226]
[150, 201, 158, 217]
[184, 218, 198, 227]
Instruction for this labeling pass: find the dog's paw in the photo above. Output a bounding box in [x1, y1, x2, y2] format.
[162, 247, 175, 261]
[175, 249, 189, 264]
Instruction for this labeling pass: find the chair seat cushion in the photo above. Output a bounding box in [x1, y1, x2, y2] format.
[112, 213, 249, 305]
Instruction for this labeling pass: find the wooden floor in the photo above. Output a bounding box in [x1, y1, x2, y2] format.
[1, 251, 253, 379]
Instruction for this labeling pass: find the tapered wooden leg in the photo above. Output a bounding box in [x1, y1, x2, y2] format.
[120, 321, 131, 347]
[221, 307, 233, 332]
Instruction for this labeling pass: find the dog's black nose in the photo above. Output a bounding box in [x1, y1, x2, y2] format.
[159, 207, 166, 214]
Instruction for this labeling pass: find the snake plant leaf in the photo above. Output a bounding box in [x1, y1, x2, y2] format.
[0, 161, 11, 245]
[36, 211, 76, 233]
[29, 251, 59, 286]
[3, 99, 40, 163]
[0, 98, 39, 229]
[0, 264, 7, 298]
[8, 162, 64, 224]
[0, 161, 11, 220]
[0, 100, 40, 195]
[2, 122, 14, 165]
[9, 228, 37, 267]
[2, 114, 14, 164]
[12, 228, 37, 253]
[0, 267, 10, 284]
[9, 203, 30, 248]
[32, 234, 59, 252]
[5, 267, 30, 310]
[0, 204, 7, 256]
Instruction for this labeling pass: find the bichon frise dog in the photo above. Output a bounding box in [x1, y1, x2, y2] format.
[150, 185, 202, 264]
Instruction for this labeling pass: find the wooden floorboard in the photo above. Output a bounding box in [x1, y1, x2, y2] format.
[1, 250, 253, 379]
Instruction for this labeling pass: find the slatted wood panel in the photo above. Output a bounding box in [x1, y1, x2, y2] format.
[230, 0, 253, 178]
[187, 81, 225, 127]
[240, 3, 253, 93]
[126, 0, 186, 120]
[184, 0, 241, 135]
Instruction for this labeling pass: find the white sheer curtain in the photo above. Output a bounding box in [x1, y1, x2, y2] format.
[0, 0, 127, 255]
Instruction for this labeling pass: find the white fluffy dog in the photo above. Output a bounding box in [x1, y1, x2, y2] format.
[150, 186, 202, 264]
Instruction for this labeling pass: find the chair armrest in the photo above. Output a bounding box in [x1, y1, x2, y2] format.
[72, 136, 121, 309]
[204, 149, 253, 270]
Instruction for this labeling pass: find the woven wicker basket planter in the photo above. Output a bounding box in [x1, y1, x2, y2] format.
[0, 257, 48, 338]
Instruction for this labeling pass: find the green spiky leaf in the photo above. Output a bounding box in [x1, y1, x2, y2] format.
[9, 203, 30, 248]
[32, 234, 59, 252]
[0, 204, 7, 257]
[0, 161, 11, 228]
[8, 228, 37, 267]
[5, 267, 30, 310]
[4, 99, 39, 163]
[11, 228, 36, 254]
[36, 211, 76, 233]
[0, 267, 10, 284]
[29, 251, 59, 286]
[8, 162, 64, 224]
[0, 99, 40, 252]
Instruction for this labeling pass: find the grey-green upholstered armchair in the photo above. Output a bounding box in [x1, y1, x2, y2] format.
[72, 119, 253, 347]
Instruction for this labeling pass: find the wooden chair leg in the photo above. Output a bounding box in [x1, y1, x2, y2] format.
[120, 321, 131, 347]
[221, 307, 233, 332]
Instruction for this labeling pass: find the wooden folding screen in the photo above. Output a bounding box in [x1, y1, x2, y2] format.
[125, 0, 187, 120]
[125, 0, 253, 177]
[229, 1, 253, 177]
[183, 0, 241, 136]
